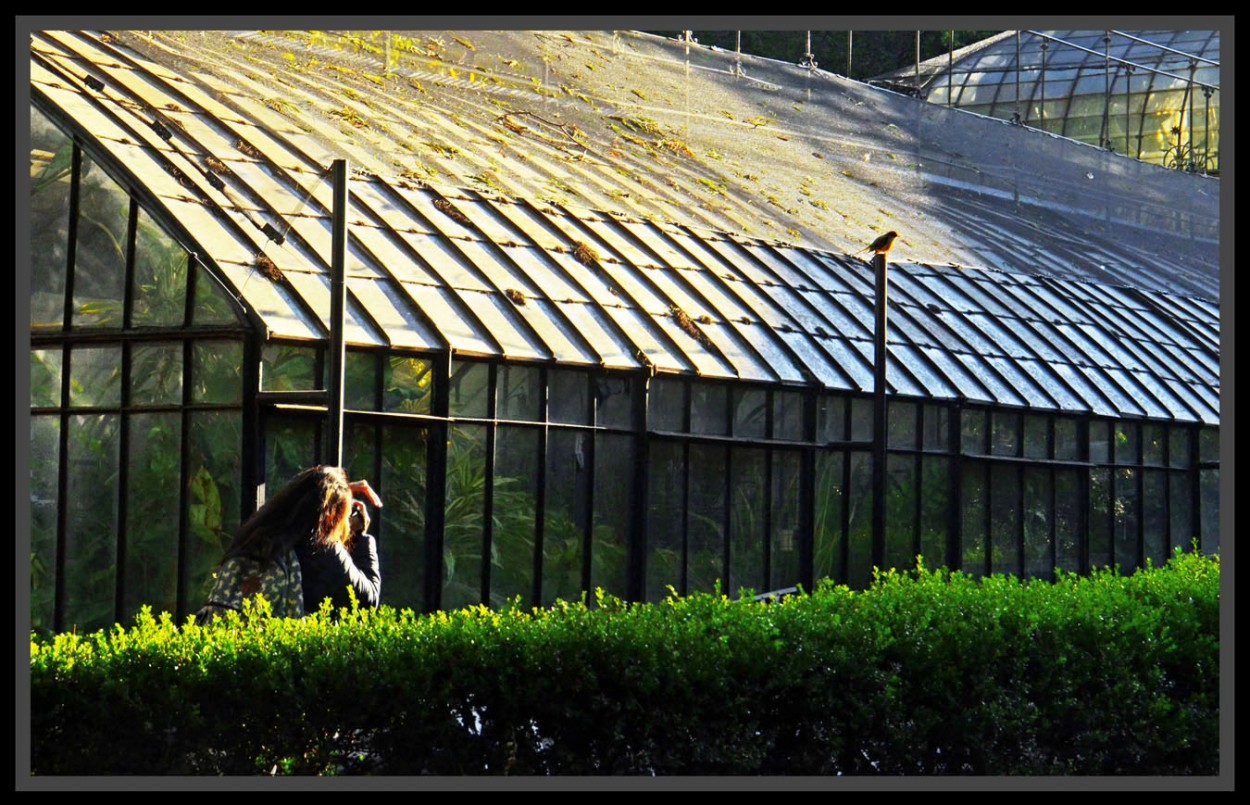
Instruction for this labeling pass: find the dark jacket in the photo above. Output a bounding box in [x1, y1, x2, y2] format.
[295, 532, 381, 613]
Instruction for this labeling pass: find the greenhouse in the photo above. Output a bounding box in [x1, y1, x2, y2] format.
[25, 29, 1221, 634]
[872, 30, 1221, 174]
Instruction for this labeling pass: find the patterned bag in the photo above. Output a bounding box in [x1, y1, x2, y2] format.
[195, 550, 304, 623]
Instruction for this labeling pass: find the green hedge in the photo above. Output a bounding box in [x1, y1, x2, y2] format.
[30, 549, 1219, 775]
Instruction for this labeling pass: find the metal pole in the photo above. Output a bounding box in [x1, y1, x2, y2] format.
[1188, 60, 1196, 170]
[1040, 37, 1048, 128]
[324, 158, 348, 467]
[949, 30, 954, 106]
[1015, 31, 1022, 122]
[871, 252, 888, 572]
[1102, 31, 1111, 149]
[915, 31, 921, 95]
[1125, 64, 1133, 157]
[847, 30, 852, 77]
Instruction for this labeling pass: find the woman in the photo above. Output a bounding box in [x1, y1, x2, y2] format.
[197, 465, 381, 623]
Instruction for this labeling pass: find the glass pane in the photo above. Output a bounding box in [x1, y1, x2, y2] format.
[991, 465, 1020, 576]
[130, 342, 183, 407]
[884, 454, 916, 573]
[185, 410, 242, 611]
[1055, 469, 1081, 574]
[1199, 468, 1218, 554]
[373, 422, 427, 612]
[491, 425, 539, 606]
[1142, 470, 1168, 568]
[770, 450, 801, 590]
[448, 361, 490, 418]
[687, 443, 727, 594]
[1023, 468, 1053, 580]
[812, 450, 844, 584]
[1170, 471, 1195, 552]
[1142, 423, 1166, 467]
[72, 154, 128, 329]
[772, 390, 803, 441]
[1023, 414, 1049, 459]
[192, 341, 242, 404]
[130, 208, 188, 327]
[1168, 426, 1192, 468]
[123, 412, 182, 620]
[1054, 417, 1079, 461]
[69, 345, 121, 407]
[991, 411, 1020, 458]
[648, 376, 685, 432]
[846, 451, 873, 589]
[595, 375, 634, 430]
[443, 425, 487, 610]
[543, 429, 588, 606]
[732, 387, 767, 439]
[1088, 467, 1113, 569]
[919, 456, 949, 569]
[30, 415, 60, 635]
[497, 364, 540, 422]
[816, 395, 846, 443]
[887, 401, 917, 450]
[266, 416, 318, 492]
[549, 369, 590, 425]
[190, 263, 241, 325]
[961, 408, 988, 455]
[1089, 420, 1110, 464]
[646, 440, 685, 601]
[31, 348, 62, 408]
[592, 433, 633, 599]
[1114, 468, 1140, 570]
[30, 106, 71, 332]
[922, 404, 951, 452]
[690, 381, 729, 436]
[262, 342, 318, 392]
[383, 355, 434, 415]
[345, 351, 378, 411]
[729, 447, 766, 595]
[961, 462, 987, 577]
[65, 414, 119, 632]
[849, 397, 873, 442]
[1199, 428, 1219, 464]
[1114, 422, 1139, 465]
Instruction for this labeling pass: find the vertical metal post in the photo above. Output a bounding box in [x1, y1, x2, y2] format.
[847, 30, 852, 77]
[1040, 37, 1048, 128]
[1102, 31, 1111, 149]
[324, 159, 348, 467]
[1015, 31, 1022, 123]
[1125, 64, 1134, 157]
[871, 252, 888, 572]
[949, 30, 954, 106]
[1187, 60, 1196, 170]
[915, 31, 921, 95]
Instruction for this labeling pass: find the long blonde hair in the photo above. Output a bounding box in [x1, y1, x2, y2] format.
[224, 465, 353, 564]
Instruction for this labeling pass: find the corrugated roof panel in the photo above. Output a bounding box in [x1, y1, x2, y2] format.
[891, 344, 956, 398]
[349, 224, 439, 284]
[398, 282, 496, 357]
[554, 302, 642, 371]
[214, 263, 321, 340]
[1049, 362, 1116, 417]
[347, 277, 444, 351]
[279, 270, 383, 346]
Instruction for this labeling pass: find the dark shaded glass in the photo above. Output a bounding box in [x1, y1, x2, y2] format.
[961, 407, 988, 455]
[595, 374, 634, 430]
[490, 425, 540, 606]
[1089, 420, 1110, 464]
[1198, 428, 1219, 463]
[30, 105, 72, 332]
[1142, 469, 1168, 568]
[130, 208, 188, 328]
[1168, 426, 1192, 469]
[991, 411, 1020, 457]
[922, 404, 951, 452]
[846, 451, 873, 588]
[185, 410, 242, 615]
[262, 342, 318, 392]
[443, 425, 488, 610]
[919, 456, 949, 569]
[497, 364, 540, 422]
[648, 376, 685, 432]
[850, 397, 873, 442]
[65, 414, 119, 632]
[728, 447, 766, 595]
[592, 433, 633, 599]
[1114, 422, 1139, 465]
[1169, 471, 1195, 552]
[1022, 467, 1053, 580]
[1053, 417, 1079, 461]
[123, 412, 182, 618]
[687, 443, 727, 594]
[770, 450, 802, 590]
[372, 422, 427, 612]
[1055, 468, 1081, 573]
[772, 390, 803, 441]
[812, 450, 844, 584]
[961, 461, 987, 577]
[887, 400, 917, 450]
[884, 454, 916, 572]
[816, 394, 846, 443]
[72, 153, 127, 329]
[192, 341, 242, 405]
[731, 387, 767, 439]
[345, 351, 379, 411]
[549, 368, 590, 425]
[190, 263, 241, 325]
[1142, 423, 1166, 467]
[690, 381, 729, 436]
[30, 415, 60, 634]
[266, 415, 318, 492]
[130, 342, 182, 407]
[448, 361, 490, 418]
[990, 465, 1020, 576]
[543, 429, 588, 605]
[1088, 467, 1113, 569]
[1023, 414, 1049, 459]
[31, 348, 62, 409]
[1114, 468, 1140, 570]
[1199, 468, 1219, 554]
[646, 440, 685, 602]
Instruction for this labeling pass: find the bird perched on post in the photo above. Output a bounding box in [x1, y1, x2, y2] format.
[855, 230, 899, 257]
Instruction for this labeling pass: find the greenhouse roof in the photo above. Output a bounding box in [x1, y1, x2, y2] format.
[27, 28, 1220, 423]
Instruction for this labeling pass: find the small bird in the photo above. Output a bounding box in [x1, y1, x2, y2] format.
[855, 230, 899, 257]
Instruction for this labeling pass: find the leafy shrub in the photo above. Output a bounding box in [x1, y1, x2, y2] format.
[29, 549, 1219, 775]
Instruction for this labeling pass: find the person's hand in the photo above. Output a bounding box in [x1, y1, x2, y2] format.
[349, 499, 371, 538]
